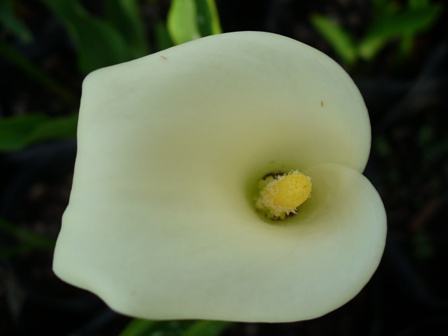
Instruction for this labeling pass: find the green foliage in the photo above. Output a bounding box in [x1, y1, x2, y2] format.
[0, 0, 33, 43]
[119, 319, 230, 336]
[194, 0, 222, 38]
[168, 0, 222, 45]
[103, 0, 149, 58]
[0, 0, 222, 152]
[2, 0, 223, 75]
[0, 114, 78, 152]
[0, 219, 55, 260]
[119, 319, 158, 336]
[39, 0, 139, 74]
[311, 0, 441, 66]
[155, 19, 175, 51]
[183, 320, 230, 336]
[168, 0, 200, 45]
[310, 15, 357, 66]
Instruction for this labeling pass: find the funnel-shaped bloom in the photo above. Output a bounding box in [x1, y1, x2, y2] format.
[53, 32, 386, 322]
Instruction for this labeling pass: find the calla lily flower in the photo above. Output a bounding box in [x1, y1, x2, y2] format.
[53, 31, 386, 323]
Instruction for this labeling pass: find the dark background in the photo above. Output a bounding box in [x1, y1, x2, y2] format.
[1, 0, 448, 335]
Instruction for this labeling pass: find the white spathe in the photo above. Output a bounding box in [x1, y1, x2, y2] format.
[53, 31, 387, 322]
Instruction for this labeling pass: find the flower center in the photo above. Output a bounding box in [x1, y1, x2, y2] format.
[255, 170, 312, 220]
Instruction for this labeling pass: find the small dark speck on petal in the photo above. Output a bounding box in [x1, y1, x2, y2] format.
[160, 55, 168, 60]
[320, 100, 324, 107]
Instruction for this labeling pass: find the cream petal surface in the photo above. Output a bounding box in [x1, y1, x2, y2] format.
[54, 32, 385, 322]
[75, 31, 370, 179]
[55, 163, 386, 322]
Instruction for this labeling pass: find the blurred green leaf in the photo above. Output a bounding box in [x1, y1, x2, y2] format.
[0, 114, 78, 152]
[310, 14, 357, 65]
[371, 0, 399, 17]
[409, 0, 431, 9]
[40, 0, 131, 73]
[168, 0, 221, 45]
[104, 0, 149, 58]
[359, 5, 441, 60]
[0, 0, 33, 43]
[120, 320, 192, 336]
[184, 321, 230, 336]
[312, 0, 441, 65]
[118, 319, 157, 336]
[0, 219, 55, 248]
[167, 0, 200, 45]
[195, 0, 222, 37]
[0, 219, 55, 259]
[119, 319, 230, 336]
[155, 20, 174, 51]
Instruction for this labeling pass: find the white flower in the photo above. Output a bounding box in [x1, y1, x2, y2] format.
[53, 31, 387, 323]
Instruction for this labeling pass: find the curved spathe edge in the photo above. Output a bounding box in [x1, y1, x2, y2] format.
[54, 163, 386, 322]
